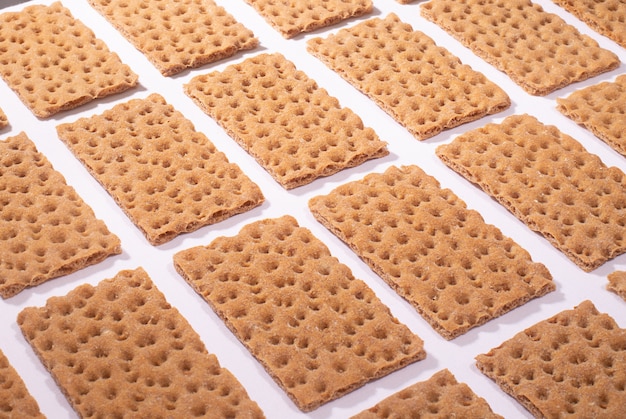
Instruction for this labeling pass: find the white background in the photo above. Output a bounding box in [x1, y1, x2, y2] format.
[0, 1, 624, 418]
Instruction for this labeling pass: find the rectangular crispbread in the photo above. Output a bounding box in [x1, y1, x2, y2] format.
[0, 2, 138, 118]
[307, 14, 510, 140]
[173, 216, 426, 411]
[0, 132, 121, 299]
[184, 53, 388, 189]
[476, 300, 626, 418]
[0, 348, 45, 418]
[607, 270, 626, 302]
[56, 93, 264, 245]
[436, 114, 626, 272]
[308, 165, 554, 340]
[87, 0, 258, 76]
[17, 268, 265, 418]
[420, 0, 620, 95]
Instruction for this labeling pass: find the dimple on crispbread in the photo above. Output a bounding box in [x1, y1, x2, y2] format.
[17, 267, 265, 419]
[306, 14, 510, 140]
[557, 75, 626, 158]
[87, 0, 258, 76]
[0, 132, 121, 299]
[308, 165, 554, 340]
[56, 93, 264, 246]
[476, 300, 626, 418]
[0, 2, 138, 118]
[607, 270, 626, 302]
[0, 348, 45, 418]
[242, 0, 372, 39]
[436, 114, 626, 272]
[173, 216, 426, 411]
[420, 0, 620, 96]
[184, 53, 388, 189]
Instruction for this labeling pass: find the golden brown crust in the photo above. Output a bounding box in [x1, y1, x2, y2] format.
[0, 348, 45, 418]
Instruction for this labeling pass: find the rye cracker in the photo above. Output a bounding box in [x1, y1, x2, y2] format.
[607, 270, 626, 302]
[306, 13, 510, 140]
[0, 348, 45, 418]
[308, 165, 554, 340]
[56, 93, 264, 246]
[0, 107, 7, 129]
[173, 215, 426, 411]
[436, 114, 626, 272]
[0, 2, 138, 118]
[0, 132, 121, 299]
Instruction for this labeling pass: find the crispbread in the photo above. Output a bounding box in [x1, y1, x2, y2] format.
[552, 0, 626, 49]
[306, 14, 510, 140]
[56, 93, 264, 246]
[420, 0, 620, 96]
[0, 2, 138, 118]
[0, 348, 45, 418]
[242, 0, 372, 39]
[351, 369, 503, 419]
[0, 107, 7, 129]
[17, 267, 265, 419]
[173, 216, 426, 411]
[0, 132, 121, 299]
[436, 114, 626, 272]
[557, 74, 626, 158]
[607, 270, 626, 302]
[308, 165, 554, 340]
[184, 53, 389, 189]
[87, 0, 258, 76]
[476, 300, 626, 418]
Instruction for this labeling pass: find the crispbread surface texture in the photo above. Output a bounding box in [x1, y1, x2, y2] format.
[56, 93, 264, 245]
[436, 114, 626, 272]
[308, 165, 554, 340]
[557, 74, 626, 158]
[552, 0, 626, 49]
[420, 0, 620, 96]
[87, 0, 258, 76]
[0, 132, 121, 299]
[0, 2, 138, 118]
[307, 13, 510, 140]
[0, 348, 45, 418]
[607, 270, 626, 302]
[17, 268, 265, 419]
[0, 107, 7, 129]
[243, 0, 372, 38]
[173, 216, 426, 411]
[351, 369, 503, 419]
[185, 53, 388, 189]
[476, 300, 626, 418]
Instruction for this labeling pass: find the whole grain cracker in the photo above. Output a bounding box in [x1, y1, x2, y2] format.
[607, 270, 626, 302]
[0, 132, 121, 299]
[420, 0, 620, 96]
[557, 74, 626, 158]
[306, 14, 510, 140]
[436, 114, 626, 272]
[242, 0, 372, 39]
[185, 53, 388, 189]
[0, 348, 45, 418]
[351, 369, 503, 419]
[476, 300, 626, 418]
[308, 165, 554, 340]
[87, 0, 258, 76]
[552, 0, 626, 49]
[173, 215, 426, 411]
[0, 2, 138, 118]
[0, 107, 7, 129]
[56, 93, 264, 246]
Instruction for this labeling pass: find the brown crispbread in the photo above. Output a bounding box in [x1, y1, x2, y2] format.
[476, 300, 626, 418]
[557, 75, 626, 158]
[351, 369, 503, 419]
[306, 14, 510, 140]
[17, 267, 265, 419]
[0, 132, 121, 299]
[420, 0, 620, 96]
[87, 0, 258, 76]
[56, 93, 264, 246]
[0, 107, 7, 129]
[607, 270, 626, 302]
[0, 348, 45, 418]
[308, 165, 555, 340]
[184, 53, 389, 189]
[436, 114, 626, 272]
[242, 0, 373, 38]
[0, 2, 138, 118]
[173, 216, 426, 411]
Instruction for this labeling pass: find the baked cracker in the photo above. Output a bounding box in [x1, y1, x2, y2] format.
[0, 107, 7, 129]
[607, 270, 626, 302]
[0, 348, 45, 418]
